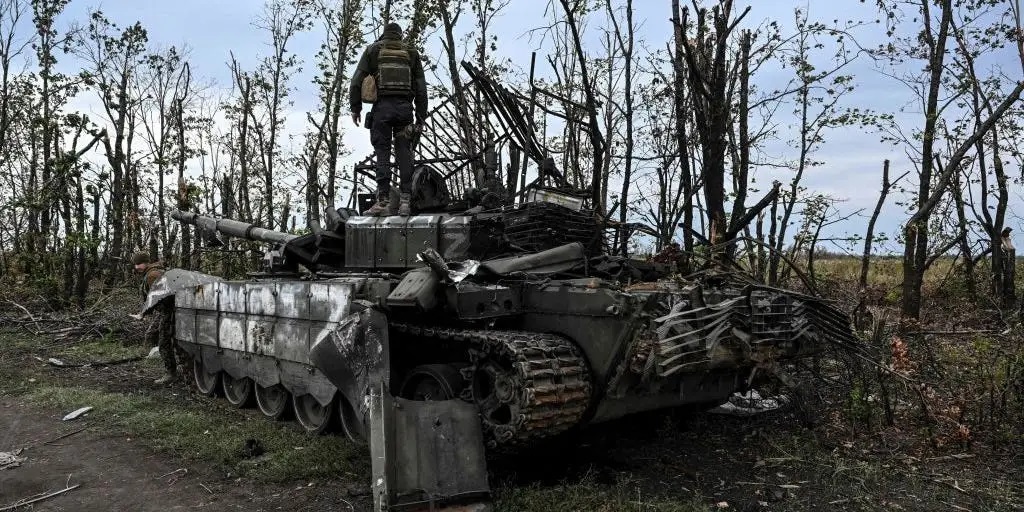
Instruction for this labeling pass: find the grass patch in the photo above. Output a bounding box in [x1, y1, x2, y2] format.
[25, 385, 368, 482]
[0, 331, 43, 352]
[494, 478, 708, 512]
[57, 339, 149, 361]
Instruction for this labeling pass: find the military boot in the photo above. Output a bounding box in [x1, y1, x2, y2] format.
[398, 192, 411, 216]
[364, 194, 390, 216]
[154, 370, 176, 385]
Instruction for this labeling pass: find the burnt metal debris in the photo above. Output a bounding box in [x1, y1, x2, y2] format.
[148, 60, 858, 512]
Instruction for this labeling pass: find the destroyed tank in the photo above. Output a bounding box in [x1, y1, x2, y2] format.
[142, 62, 858, 512]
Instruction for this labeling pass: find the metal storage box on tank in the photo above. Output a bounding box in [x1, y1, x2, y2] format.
[439, 215, 472, 260]
[375, 216, 409, 268]
[404, 215, 440, 267]
[173, 280, 198, 345]
[266, 281, 313, 364]
[245, 282, 277, 356]
[217, 281, 249, 353]
[345, 216, 380, 268]
[192, 281, 219, 347]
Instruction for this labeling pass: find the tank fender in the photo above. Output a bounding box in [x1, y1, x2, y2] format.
[309, 301, 390, 429]
[140, 269, 223, 315]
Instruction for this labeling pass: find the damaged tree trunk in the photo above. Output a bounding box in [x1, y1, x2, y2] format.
[558, 0, 607, 212]
[1000, 229, 1016, 309]
[677, 0, 749, 267]
[859, 160, 898, 292]
[670, 0, 694, 271]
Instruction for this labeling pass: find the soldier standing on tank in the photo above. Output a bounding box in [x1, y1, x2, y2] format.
[349, 22, 428, 217]
[133, 251, 178, 385]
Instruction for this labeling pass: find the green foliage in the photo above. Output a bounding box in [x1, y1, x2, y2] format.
[846, 381, 873, 425]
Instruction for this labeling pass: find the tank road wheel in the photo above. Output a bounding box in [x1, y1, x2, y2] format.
[472, 359, 516, 426]
[398, 364, 467, 401]
[293, 394, 335, 434]
[222, 373, 254, 408]
[193, 357, 221, 397]
[336, 395, 366, 444]
[255, 384, 291, 420]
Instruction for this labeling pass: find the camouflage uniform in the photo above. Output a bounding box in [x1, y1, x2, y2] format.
[349, 22, 428, 216]
[134, 252, 180, 383]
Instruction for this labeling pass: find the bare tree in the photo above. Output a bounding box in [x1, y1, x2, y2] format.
[252, 0, 309, 230]
[950, 12, 1017, 307]
[605, 0, 635, 255]
[26, 0, 77, 276]
[633, 76, 691, 251]
[669, 0, 696, 264]
[0, 0, 34, 270]
[300, 0, 363, 223]
[556, 0, 607, 211]
[436, 0, 480, 166]
[0, 0, 32, 173]
[875, 0, 1024, 319]
[76, 11, 150, 273]
[137, 46, 192, 260]
[227, 54, 256, 223]
[675, 0, 750, 264]
[766, 7, 860, 285]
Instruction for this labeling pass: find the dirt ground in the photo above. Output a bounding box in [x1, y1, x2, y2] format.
[1, 328, 1022, 511]
[0, 399, 361, 511]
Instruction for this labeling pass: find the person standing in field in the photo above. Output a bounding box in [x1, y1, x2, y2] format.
[133, 251, 178, 385]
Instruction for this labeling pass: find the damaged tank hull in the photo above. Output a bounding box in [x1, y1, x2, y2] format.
[155, 225, 854, 511]
[158, 57, 858, 506]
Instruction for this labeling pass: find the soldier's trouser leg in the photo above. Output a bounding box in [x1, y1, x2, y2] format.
[371, 98, 415, 195]
[394, 130, 413, 194]
[145, 314, 160, 347]
[370, 105, 394, 197]
[156, 309, 176, 373]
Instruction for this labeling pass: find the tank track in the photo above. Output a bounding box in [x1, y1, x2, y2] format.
[393, 324, 592, 447]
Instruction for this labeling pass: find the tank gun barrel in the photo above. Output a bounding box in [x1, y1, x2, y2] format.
[170, 209, 298, 245]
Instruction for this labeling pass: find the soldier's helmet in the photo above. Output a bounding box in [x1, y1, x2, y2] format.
[132, 251, 151, 265]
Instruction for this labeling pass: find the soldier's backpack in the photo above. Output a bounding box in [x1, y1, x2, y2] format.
[360, 75, 377, 103]
[376, 40, 412, 97]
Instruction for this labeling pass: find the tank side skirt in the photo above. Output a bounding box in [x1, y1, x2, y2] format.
[173, 279, 359, 408]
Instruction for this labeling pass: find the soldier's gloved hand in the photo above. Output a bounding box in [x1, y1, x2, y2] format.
[352, 112, 361, 126]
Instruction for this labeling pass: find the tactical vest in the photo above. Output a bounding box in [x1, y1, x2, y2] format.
[376, 40, 412, 96]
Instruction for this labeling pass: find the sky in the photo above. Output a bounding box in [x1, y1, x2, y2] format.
[38, 0, 1024, 255]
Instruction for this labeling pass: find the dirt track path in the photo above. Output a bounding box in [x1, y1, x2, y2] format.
[0, 399, 362, 511]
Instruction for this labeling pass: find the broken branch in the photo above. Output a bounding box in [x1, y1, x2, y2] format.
[0, 484, 81, 511]
[43, 427, 88, 446]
